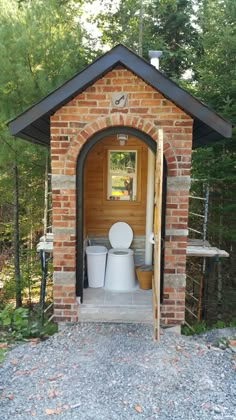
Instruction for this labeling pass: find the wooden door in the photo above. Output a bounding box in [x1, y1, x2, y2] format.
[152, 129, 163, 341]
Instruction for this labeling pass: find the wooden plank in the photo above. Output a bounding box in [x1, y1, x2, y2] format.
[186, 246, 229, 258]
[153, 129, 163, 342]
[84, 136, 148, 236]
[197, 273, 203, 321]
[188, 238, 211, 247]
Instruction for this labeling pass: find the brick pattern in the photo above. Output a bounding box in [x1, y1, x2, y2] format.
[161, 287, 186, 325]
[50, 67, 193, 325]
[53, 285, 78, 323]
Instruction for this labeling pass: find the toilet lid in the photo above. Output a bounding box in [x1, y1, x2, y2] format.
[109, 222, 133, 249]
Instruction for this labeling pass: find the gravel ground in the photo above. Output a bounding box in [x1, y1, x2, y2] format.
[0, 323, 236, 420]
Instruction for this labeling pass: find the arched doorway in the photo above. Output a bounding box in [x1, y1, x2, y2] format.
[76, 126, 166, 303]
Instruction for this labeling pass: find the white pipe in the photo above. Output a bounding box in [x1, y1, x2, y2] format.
[148, 51, 163, 70]
[145, 149, 155, 264]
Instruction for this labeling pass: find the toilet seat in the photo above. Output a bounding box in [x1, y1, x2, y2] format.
[109, 222, 133, 249]
[108, 248, 133, 256]
[105, 222, 136, 291]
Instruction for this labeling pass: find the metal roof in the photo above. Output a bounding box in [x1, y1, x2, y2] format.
[8, 44, 232, 148]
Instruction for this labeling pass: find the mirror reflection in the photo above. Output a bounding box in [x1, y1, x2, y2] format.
[108, 151, 137, 201]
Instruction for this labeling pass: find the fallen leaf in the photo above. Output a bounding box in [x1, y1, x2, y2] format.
[47, 388, 58, 399]
[48, 373, 62, 382]
[29, 338, 40, 344]
[0, 343, 8, 349]
[45, 407, 61, 415]
[134, 405, 142, 413]
[154, 407, 160, 412]
[45, 408, 55, 415]
[7, 394, 14, 400]
[31, 412, 36, 416]
[228, 340, 236, 347]
[11, 359, 18, 365]
[15, 370, 30, 376]
[176, 345, 182, 351]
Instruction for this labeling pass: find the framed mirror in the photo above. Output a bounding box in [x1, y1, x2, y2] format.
[107, 151, 137, 201]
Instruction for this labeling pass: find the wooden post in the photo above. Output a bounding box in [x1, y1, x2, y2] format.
[43, 153, 49, 238]
[197, 273, 203, 321]
[153, 129, 163, 341]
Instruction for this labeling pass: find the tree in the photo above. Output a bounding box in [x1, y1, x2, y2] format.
[192, 0, 236, 243]
[0, 0, 95, 305]
[94, 0, 199, 79]
[189, 0, 236, 323]
[144, 0, 199, 79]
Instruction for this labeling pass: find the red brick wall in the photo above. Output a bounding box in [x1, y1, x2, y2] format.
[50, 67, 193, 325]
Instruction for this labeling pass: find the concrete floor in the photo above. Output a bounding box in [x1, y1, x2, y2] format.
[78, 287, 153, 323]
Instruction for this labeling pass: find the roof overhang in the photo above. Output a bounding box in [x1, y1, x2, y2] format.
[8, 44, 232, 148]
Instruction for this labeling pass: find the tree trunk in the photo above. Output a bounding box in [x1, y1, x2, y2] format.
[138, 0, 143, 57]
[13, 160, 22, 308]
[217, 192, 223, 320]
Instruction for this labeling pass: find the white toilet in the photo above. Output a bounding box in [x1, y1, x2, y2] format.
[105, 222, 136, 291]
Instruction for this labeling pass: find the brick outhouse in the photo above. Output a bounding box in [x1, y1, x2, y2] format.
[9, 45, 232, 330]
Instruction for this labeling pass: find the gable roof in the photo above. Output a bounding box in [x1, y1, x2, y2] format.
[8, 44, 232, 148]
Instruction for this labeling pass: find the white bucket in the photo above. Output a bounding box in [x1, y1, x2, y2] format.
[86, 246, 107, 288]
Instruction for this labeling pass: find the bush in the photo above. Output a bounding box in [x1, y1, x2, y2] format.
[182, 321, 209, 336]
[0, 303, 57, 341]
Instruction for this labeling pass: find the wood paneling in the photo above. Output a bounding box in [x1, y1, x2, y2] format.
[84, 135, 148, 237]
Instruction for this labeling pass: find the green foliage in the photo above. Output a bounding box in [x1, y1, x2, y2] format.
[0, 304, 30, 338]
[0, 249, 44, 307]
[195, 0, 236, 118]
[94, 0, 199, 79]
[93, 0, 141, 52]
[0, 0, 92, 120]
[0, 303, 57, 340]
[229, 318, 236, 328]
[0, 0, 97, 308]
[182, 317, 236, 336]
[182, 321, 209, 336]
[212, 320, 226, 329]
[144, 0, 199, 79]
[0, 0, 96, 264]
[0, 348, 7, 363]
[190, 0, 236, 252]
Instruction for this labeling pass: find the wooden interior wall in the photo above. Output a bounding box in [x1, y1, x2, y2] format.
[83, 135, 148, 238]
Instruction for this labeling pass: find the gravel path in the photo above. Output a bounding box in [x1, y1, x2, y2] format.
[0, 323, 236, 419]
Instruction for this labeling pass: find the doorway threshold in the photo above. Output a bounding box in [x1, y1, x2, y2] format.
[78, 288, 153, 323]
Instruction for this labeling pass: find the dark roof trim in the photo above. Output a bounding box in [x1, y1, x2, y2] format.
[8, 44, 232, 147]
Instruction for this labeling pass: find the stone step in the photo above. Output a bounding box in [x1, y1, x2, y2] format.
[78, 305, 153, 323]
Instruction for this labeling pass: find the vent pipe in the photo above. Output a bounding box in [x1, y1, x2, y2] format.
[148, 51, 162, 70]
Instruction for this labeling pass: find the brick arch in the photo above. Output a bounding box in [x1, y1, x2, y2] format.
[67, 113, 178, 170]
